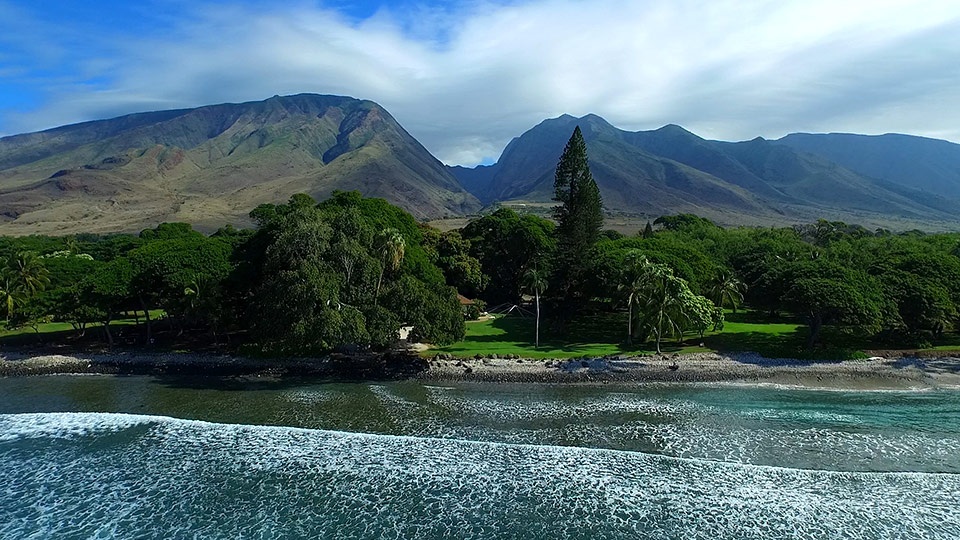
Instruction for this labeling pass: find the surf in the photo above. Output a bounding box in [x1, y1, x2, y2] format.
[2, 412, 959, 539]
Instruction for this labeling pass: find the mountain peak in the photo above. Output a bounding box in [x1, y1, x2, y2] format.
[655, 124, 694, 135]
[0, 94, 480, 234]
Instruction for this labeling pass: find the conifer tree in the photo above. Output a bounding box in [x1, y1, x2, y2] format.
[643, 221, 654, 238]
[552, 126, 603, 325]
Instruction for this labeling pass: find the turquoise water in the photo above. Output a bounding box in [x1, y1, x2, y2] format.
[1, 376, 959, 538]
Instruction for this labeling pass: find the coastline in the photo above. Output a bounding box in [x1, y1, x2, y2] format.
[419, 352, 960, 390]
[2, 350, 959, 390]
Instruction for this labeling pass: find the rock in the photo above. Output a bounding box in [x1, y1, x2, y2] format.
[581, 360, 589, 368]
[464, 367, 473, 374]
[490, 353, 498, 359]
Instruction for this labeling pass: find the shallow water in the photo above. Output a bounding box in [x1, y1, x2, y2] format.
[1, 375, 959, 538]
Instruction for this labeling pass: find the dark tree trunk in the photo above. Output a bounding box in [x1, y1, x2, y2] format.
[139, 296, 153, 345]
[806, 312, 823, 349]
[103, 317, 114, 347]
[534, 290, 540, 348]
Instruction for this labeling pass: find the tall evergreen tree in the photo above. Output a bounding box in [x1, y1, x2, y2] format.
[552, 126, 603, 326]
[642, 221, 654, 239]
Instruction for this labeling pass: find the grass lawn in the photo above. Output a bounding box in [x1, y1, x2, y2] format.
[430, 309, 811, 359]
[0, 310, 165, 346]
[428, 309, 908, 360]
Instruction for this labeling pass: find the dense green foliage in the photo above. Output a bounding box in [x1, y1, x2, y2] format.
[460, 207, 960, 352]
[461, 208, 555, 306]
[4, 174, 960, 356]
[0, 192, 465, 355]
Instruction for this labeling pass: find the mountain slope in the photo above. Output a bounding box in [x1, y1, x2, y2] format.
[776, 132, 960, 199]
[449, 115, 960, 228]
[0, 94, 481, 235]
[455, 114, 777, 220]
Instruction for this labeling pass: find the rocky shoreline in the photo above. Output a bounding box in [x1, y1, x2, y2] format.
[0, 350, 428, 380]
[2, 350, 959, 390]
[419, 352, 960, 389]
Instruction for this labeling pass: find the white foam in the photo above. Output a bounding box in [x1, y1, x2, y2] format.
[0, 412, 157, 442]
[2, 412, 958, 539]
[0, 413, 960, 539]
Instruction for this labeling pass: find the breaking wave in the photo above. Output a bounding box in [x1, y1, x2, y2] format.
[2, 412, 958, 539]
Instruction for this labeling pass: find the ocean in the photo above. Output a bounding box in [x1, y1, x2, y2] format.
[1, 375, 958, 538]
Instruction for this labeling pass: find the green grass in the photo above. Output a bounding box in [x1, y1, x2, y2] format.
[430, 310, 871, 360]
[434, 315, 642, 359]
[0, 310, 165, 344]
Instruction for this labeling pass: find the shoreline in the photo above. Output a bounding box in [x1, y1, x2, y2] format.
[2, 350, 959, 390]
[419, 352, 960, 390]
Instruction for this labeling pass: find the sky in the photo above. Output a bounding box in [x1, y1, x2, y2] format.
[1, 0, 959, 166]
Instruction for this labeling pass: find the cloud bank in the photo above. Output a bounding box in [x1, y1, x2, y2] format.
[2, 0, 960, 166]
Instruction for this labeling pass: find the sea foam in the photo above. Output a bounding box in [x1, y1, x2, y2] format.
[1, 412, 959, 539]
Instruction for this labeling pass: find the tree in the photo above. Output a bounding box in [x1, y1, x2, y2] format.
[618, 250, 650, 345]
[420, 227, 486, 298]
[630, 262, 717, 353]
[127, 235, 232, 340]
[0, 271, 23, 321]
[0, 252, 51, 326]
[521, 264, 549, 348]
[708, 272, 746, 313]
[6, 251, 50, 297]
[462, 208, 555, 305]
[635, 263, 686, 354]
[374, 228, 405, 306]
[680, 288, 722, 339]
[552, 126, 603, 324]
[243, 193, 464, 354]
[81, 258, 134, 346]
[642, 221, 654, 239]
[781, 260, 886, 348]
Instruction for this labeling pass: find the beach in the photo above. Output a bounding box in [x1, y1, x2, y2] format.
[2, 350, 959, 390]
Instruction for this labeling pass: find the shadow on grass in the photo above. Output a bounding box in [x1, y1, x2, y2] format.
[481, 314, 654, 355]
[703, 329, 808, 357]
[0, 328, 78, 348]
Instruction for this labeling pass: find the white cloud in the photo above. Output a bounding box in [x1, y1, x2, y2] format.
[3, 0, 960, 165]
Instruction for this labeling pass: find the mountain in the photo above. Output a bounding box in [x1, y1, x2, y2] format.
[0, 94, 481, 235]
[458, 114, 778, 220]
[449, 115, 960, 229]
[775, 132, 960, 199]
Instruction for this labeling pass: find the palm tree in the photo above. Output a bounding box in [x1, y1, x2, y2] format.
[521, 264, 548, 348]
[0, 252, 49, 325]
[635, 263, 690, 354]
[708, 272, 746, 313]
[374, 228, 405, 306]
[0, 270, 23, 321]
[7, 251, 50, 296]
[618, 251, 650, 345]
[642, 266, 673, 354]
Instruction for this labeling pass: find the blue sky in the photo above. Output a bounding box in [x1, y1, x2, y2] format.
[2, 0, 960, 166]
